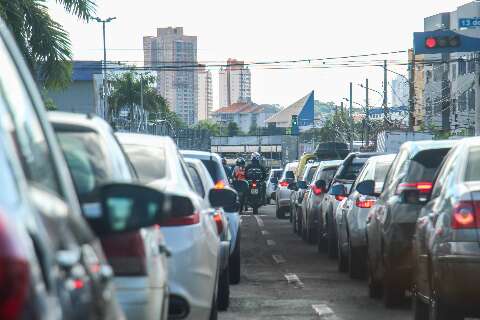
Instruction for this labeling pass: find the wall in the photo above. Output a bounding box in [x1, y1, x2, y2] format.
[48, 81, 96, 114]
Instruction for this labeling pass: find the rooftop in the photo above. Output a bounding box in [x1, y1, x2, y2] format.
[266, 91, 313, 124]
[214, 102, 276, 114]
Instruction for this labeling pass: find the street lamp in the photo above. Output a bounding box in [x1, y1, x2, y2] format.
[93, 16, 117, 120]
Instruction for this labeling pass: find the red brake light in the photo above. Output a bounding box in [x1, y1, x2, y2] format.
[355, 197, 376, 209]
[101, 232, 147, 275]
[251, 181, 257, 189]
[311, 183, 323, 196]
[396, 182, 432, 194]
[213, 212, 224, 235]
[335, 195, 346, 201]
[451, 201, 479, 229]
[0, 213, 30, 319]
[72, 279, 85, 290]
[162, 211, 200, 227]
[279, 181, 289, 187]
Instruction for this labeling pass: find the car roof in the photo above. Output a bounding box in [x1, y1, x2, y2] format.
[318, 159, 343, 167]
[48, 111, 112, 133]
[401, 139, 457, 156]
[366, 153, 396, 164]
[181, 149, 222, 162]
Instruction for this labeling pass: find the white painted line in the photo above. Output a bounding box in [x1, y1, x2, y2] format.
[254, 215, 264, 228]
[312, 304, 342, 319]
[272, 254, 286, 264]
[266, 239, 276, 246]
[261, 230, 270, 236]
[284, 273, 304, 288]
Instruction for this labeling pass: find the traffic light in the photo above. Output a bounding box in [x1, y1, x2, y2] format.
[424, 35, 460, 50]
[291, 115, 299, 136]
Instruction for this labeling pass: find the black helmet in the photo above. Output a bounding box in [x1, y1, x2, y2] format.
[251, 152, 261, 162]
[236, 157, 246, 166]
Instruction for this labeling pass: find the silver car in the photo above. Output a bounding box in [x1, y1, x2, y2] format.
[336, 154, 395, 279]
[275, 161, 299, 219]
[266, 169, 283, 203]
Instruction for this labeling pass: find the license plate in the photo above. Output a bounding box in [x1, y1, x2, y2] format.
[251, 189, 259, 195]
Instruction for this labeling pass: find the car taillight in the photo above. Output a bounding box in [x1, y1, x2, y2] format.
[0, 213, 29, 319]
[162, 211, 200, 227]
[335, 195, 346, 201]
[451, 201, 480, 229]
[311, 183, 322, 196]
[101, 232, 146, 276]
[355, 196, 376, 208]
[279, 181, 289, 187]
[213, 212, 224, 235]
[396, 182, 433, 194]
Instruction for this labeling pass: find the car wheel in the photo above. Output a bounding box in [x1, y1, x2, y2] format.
[276, 207, 285, 219]
[229, 232, 241, 285]
[383, 265, 403, 308]
[367, 256, 382, 299]
[337, 238, 348, 272]
[253, 206, 258, 215]
[327, 216, 338, 259]
[412, 289, 428, 320]
[209, 293, 218, 320]
[217, 265, 230, 311]
[348, 243, 366, 280]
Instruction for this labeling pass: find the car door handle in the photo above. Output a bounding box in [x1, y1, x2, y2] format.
[159, 245, 172, 257]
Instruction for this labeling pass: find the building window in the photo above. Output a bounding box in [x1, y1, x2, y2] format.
[451, 63, 457, 80]
[468, 89, 475, 111]
[458, 58, 466, 75]
[458, 92, 467, 112]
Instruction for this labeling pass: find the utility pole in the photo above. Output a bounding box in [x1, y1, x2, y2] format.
[365, 78, 369, 145]
[383, 60, 388, 127]
[349, 82, 353, 150]
[408, 50, 416, 131]
[93, 16, 117, 121]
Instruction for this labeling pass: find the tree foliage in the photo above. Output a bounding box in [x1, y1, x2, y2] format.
[227, 121, 241, 136]
[0, 0, 96, 89]
[193, 120, 220, 136]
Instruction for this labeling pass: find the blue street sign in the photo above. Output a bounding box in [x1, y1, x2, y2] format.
[414, 29, 480, 54]
[459, 18, 480, 29]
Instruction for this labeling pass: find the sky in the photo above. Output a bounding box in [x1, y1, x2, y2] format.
[47, 0, 471, 110]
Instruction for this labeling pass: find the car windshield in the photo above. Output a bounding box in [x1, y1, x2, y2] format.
[56, 131, 110, 195]
[201, 159, 228, 184]
[121, 144, 167, 183]
[374, 161, 392, 183]
[317, 167, 337, 186]
[407, 148, 451, 182]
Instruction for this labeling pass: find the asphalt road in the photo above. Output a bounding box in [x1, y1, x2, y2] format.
[219, 204, 411, 320]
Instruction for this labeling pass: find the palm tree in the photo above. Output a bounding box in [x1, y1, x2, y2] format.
[0, 0, 96, 89]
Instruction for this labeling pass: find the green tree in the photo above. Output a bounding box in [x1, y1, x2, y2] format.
[0, 0, 96, 89]
[194, 120, 220, 136]
[248, 122, 258, 135]
[227, 121, 241, 136]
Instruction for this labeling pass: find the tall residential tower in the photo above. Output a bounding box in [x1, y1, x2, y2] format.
[219, 58, 251, 108]
[197, 65, 213, 121]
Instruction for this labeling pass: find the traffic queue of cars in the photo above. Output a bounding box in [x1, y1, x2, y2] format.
[0, 20, 240, 320]
[275, 139, 480, 320]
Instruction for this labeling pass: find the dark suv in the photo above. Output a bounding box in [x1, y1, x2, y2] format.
[363, 140, 455, 307]
[318, 152, 382, 257]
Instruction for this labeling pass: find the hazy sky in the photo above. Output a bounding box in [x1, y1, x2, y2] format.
[47, 0, 470, 109]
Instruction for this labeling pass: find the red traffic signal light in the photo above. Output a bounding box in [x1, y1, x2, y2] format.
[425, 37, 437, 48]
[424, 35, 460, 49]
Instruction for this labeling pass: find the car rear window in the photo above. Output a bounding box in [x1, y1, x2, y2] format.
[122, 144, 166, 183]
[305, 166, 318, 183]
[374, 162, 391, 183]
[465, 147, 480, 182]
[407, 148, 451, 182]
[201, 159, 227, 184]
[317, 167, 337, 185]
[337, 158, 368, 180]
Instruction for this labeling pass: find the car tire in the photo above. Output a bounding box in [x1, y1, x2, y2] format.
[217, 265, 230, 311]
[348, 243, 366, 280]
[253, 206, 258, 215]
[276, 207, 285, 219]
[229, 232, 241, 285]
[337, 239, 348, 272]
[367, 259, 382, 299]
[327, 216, 338, 259]
[412, 290, 428, 320]
[209, 294, 218, 320]
[383, 266, 403, 308]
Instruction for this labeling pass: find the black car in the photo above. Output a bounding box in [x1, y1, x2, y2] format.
[364, 140, 456, 307]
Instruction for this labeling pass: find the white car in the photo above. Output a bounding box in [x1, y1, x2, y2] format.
[117, 133, 230, 320]
[184, 158, 231, 311]
[266, 168, 283, 203]
[275, 161, 299, 219]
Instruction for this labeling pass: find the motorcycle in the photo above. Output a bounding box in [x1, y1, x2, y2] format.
[246, 168, 265, 215]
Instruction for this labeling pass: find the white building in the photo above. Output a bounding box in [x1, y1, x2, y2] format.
[198, 65, 213, 121]
[212, 102, 279, 133]
[390, 76, 409, 107]
[219, 59, 251, 108]
[143, 27, 198, 126]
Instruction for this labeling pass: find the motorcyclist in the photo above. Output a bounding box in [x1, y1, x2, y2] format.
[232, 157, 248, 212]
[221, 157, 233, 181]
[233, 157, 246, 181]
[245, 152, 267, 203]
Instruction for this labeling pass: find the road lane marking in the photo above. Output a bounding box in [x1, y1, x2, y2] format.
[312, 304, 342, 319]
[254, 215, 264, 228]
[266, 239, 276, 246]
[284, 273, 304, 288]
[272, 254, 286, 264]
[261, 230, 270, 235]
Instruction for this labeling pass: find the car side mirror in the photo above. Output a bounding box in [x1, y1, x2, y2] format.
[83, 183, 186, 236]
[288, 182, 298, 191]
[209, 186, 238, 209]
[330, 184, 346, 196]
[297, 181, 308, 189]
[315, 179, 327, 192]
[356, 180, 375, 196]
